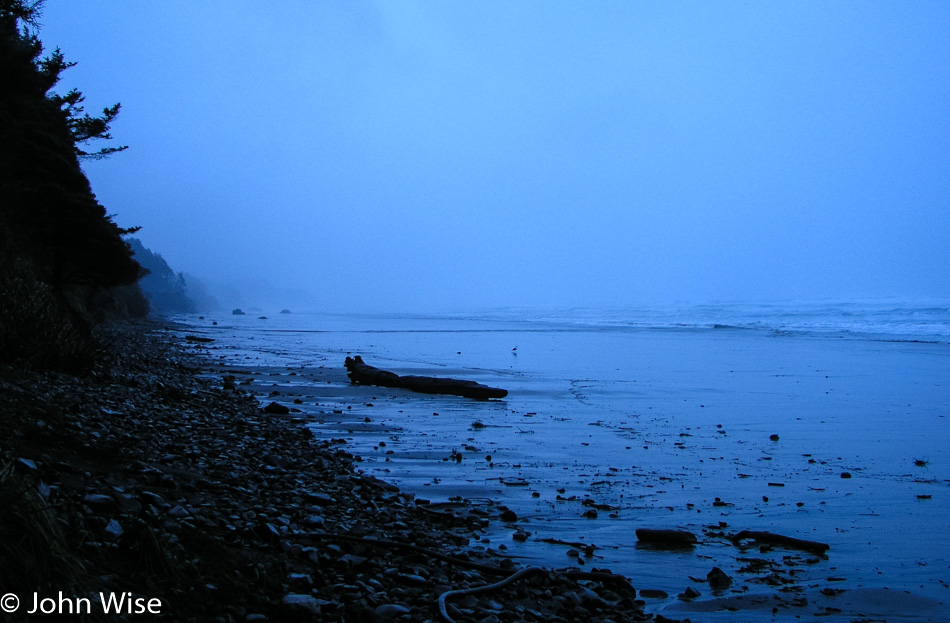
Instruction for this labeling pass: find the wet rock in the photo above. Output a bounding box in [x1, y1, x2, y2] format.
[639, 589, 668, 599]
[263, 402, 289, 415]
[678, 586, 701, 600]
[635, 528, 697, 548]
[707, 566, 732, 589]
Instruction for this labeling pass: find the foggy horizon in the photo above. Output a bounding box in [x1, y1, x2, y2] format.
[39, 2, 949, 314]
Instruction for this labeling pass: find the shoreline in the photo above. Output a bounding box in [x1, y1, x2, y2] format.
[178, 312, 949, 622]
[0, 321, 645, 622]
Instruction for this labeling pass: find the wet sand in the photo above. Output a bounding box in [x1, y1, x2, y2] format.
[182, 313, 950, 621]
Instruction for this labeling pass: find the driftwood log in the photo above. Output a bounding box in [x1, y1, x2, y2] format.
[730, 530, 830, 554]
[344, 356, 508, 400]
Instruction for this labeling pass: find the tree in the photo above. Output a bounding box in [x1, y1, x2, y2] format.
[0, 0, 141, 289]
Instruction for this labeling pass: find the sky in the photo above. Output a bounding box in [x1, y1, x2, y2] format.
[37, 1, 950, 312]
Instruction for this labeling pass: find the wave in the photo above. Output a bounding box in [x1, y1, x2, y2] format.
[431, 300, 950, 341]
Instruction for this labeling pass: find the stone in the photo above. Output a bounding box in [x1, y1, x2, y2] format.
[83, 494, 114, 508]
[707, 566, 732, 589]
[678, 586, 701, 600]
[104, 519, 124, 539]
[305, 491, 334, 505]
[280, 593, 321, 619]
[168, 505, 190, 518]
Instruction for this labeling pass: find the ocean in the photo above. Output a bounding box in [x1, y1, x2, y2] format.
[179, 301, 950, 620]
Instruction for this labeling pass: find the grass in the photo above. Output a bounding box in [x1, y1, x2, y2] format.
[0, 456, 86, 601]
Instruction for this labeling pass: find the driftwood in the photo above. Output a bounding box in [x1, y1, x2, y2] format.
[344, 356, 508, 400]
[635, 528, 698, 548]
[730, 530, 829, 554]
[185, 335, 214, 343]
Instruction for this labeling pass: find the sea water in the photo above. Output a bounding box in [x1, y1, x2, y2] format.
[181, 301, 950, 619]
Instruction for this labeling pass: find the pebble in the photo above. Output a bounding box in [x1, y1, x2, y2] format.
[280, 593, 321, 617]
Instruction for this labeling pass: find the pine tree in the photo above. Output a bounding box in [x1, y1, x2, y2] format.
[0, 0, 141, 289]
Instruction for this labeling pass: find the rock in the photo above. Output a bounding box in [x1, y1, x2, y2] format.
[140, 491, 165, 506]
[707, 566, 732, 589]
[280, 593, 321, 619]
[304, 491, 334, 505]
[116, 494, 142, 514]
[168, 505, 190, 518]
[104, 519, 123, 539]
[83, 494, 114, 508]
[635, 528, 698, 548]
[678, 586, 701, 600]
[263, 402, 289, 415]
[395, 573, 427, 587]
[232, 308, 246, 315]
[639, 589, 668, 599]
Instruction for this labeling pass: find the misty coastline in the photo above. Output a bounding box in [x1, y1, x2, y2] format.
[4, 1, 950, 621]
[173, 305, 949, 621]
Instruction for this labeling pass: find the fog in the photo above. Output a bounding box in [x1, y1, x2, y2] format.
[39, 2, 950, 312]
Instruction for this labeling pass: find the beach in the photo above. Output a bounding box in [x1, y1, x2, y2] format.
[182, 305, 950, 621]
[0, 321, 647, 622]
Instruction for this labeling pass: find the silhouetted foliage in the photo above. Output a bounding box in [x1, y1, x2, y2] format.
[127, 238, 197, 314]
[0, 0, 147, 368]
